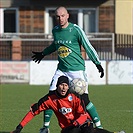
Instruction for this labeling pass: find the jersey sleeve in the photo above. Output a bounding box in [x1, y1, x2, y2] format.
[42, 27, 57, 56]
[74, 24, 101, 65]
[30, 94, 51, 115]
[42, 42, 56, 56]
[19, 95, 50, 127]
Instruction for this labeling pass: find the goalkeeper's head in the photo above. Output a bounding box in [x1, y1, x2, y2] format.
[56, 76, 70, 97]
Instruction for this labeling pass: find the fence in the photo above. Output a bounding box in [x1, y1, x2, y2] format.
[0, 33, 133, 61]
[115, 34, 133, 60]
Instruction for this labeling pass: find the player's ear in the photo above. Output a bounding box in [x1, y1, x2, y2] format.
[67, 13, 69, 19]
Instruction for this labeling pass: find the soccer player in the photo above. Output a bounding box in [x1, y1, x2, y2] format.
[11, 76, 124, 133]
[32, 6, 104, 133]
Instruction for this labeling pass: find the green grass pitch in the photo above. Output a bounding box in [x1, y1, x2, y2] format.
[0, 84, 132, 133]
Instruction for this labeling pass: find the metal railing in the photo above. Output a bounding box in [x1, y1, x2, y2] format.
[0, 33, 132, 61]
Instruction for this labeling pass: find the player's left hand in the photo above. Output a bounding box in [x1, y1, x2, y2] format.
[96, 64, 104, 78]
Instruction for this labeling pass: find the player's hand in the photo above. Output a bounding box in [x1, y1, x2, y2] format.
[80, 119, 91, 129]
[11, 124, 23, 133]
[10, 129, 21, 133]
[32, 51, 45, 64]
[96, 64, 104, 78]
[73, 114, 88, 127]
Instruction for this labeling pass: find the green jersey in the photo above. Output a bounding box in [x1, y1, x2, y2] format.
[43, 23, 101, 72]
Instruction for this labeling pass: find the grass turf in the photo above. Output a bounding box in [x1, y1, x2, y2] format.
[0, 84, 132, 133]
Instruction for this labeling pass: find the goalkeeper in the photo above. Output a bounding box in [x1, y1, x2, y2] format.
[11, 76, 124, 133]
[32, 6, 104, 133]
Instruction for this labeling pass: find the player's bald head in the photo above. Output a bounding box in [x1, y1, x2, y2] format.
[55, 6, 69, 28]
[55, 6, 68, 15]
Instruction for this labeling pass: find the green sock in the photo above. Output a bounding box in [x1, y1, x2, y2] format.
[86, 102, 102, 128]
[43, 109, 53, 128]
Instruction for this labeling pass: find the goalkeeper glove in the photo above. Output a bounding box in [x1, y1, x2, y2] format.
[32, 51, 45, 64]
[80, 119, 91, 129]
[73, 114, 88, 127]
[11, 124, 23, 133]
[96, 64, 104, 78]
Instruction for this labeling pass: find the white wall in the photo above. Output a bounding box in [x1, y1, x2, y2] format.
[30, 61, 58, 85]
[29, 60, 133, 85]
[0, 61, 132, 85]
[108, 61, 133, 84]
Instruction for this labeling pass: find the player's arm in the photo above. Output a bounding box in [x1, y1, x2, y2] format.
[72, 96, 91, 126]
[75, 25, 104, 78]
[32, 41, 56, 64]
[11, 95, 51, 133]
[32, 28, 57, 64]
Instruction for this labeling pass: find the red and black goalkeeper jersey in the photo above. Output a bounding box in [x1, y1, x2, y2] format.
[20, 91, 91, 129]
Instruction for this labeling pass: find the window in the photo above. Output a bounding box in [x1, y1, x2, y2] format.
[68, 10, 78, 24]
[45, 8, 98, 34]
[0, 8, 19, 33]
[83, 9, 97, 33]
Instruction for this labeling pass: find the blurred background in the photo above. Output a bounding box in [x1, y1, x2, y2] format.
[0, 0, 133, 84]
